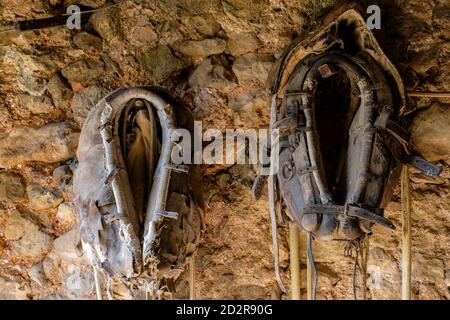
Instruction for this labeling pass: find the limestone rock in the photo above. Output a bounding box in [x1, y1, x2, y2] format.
[17, 72, 49, 96]
[18, 94, 54, 115]
[61, 59, 105, 83]
[163, 0, 220, 15]
[43, 229, 95, 299]
[229, 163, 257, 185]
[71, 85, 107, 126]
[408, 45, 439, 76]
[182, 15, 221, 37]
[0, 122, 79, 168]
[39, 294, 69, 300]
[40, 28, 73, 48]
[0, 171, 25, 202]
[215, 173, 231, 189]
[0, 106, 12, 138]
[73, 32, 102, 51]
[232, 53, 273, 84]
[64, 0, 107, 7]
[3, 211, 52, 259]
[179, 39, 226, 59]
[0, 0, 447, 301]
[52, 165, 73, 194]
[53, 165, 72, 178]
[227, 33, 260, 56]
[56, 203, 77, 227]
[222, 0, 267, 21]
[411, 103, 450, 162]
[367, 247, 401, 300]
[27, 184, 63, 211]
[79, 0, 107, 7]
[3, 46, 49, 96]
[138, 45, 183, 80]
[3, 46, 48, 74]
[0, 277, 29, 300]
[228, 284, 266, 299]
[412, 253, 445, 284]
[432, 1, 450, 34]
[294, 0, 340, 17]
[28, 263, 47, 287]
[51, 228, 81, 259]
[189, 58, 237, 92]
[287, 7, 308, 27]
[46, 74, 73, 110]
[228, 89, 267, 122]
[62, 264, 95, 298]
[90, 6, 120, 41]
[127, 26, 158, 46]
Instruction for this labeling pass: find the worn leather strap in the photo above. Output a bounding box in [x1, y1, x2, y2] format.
[375, 107, 442, 177]
[302, 204, 396, 230]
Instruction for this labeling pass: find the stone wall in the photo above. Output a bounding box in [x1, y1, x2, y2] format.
[0, 0, 448, 299]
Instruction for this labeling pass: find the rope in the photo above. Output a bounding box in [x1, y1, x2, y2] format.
[362, 237, 369, 300]
[106, 276, 114, 300]
[351, 243, 359, 300]
[351, 237, 369, 300]
[268, 173, 287, 293]
[84, 244, 103, 300]
[268, 94, 287, 293]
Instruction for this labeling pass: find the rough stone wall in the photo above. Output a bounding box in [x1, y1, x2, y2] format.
[0, 0, 448, 299]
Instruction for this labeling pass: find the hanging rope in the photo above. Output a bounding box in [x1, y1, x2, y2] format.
[84, 244, 103, 300]
[106, 276, 114, 300]
[350, 237, 369, 300]
[267, 95, 287, 294]
[351, 242, 359, 300]
[361, 237, 369, 300]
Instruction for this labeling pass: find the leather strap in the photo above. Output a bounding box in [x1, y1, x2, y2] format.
[302, 204, 395, 229]
[375, 107, 442, 177]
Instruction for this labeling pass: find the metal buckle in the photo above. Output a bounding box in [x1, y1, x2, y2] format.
[343, 202, 349, 217]
[297, 166, 318, 175]
[281, 160, 296, 181]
